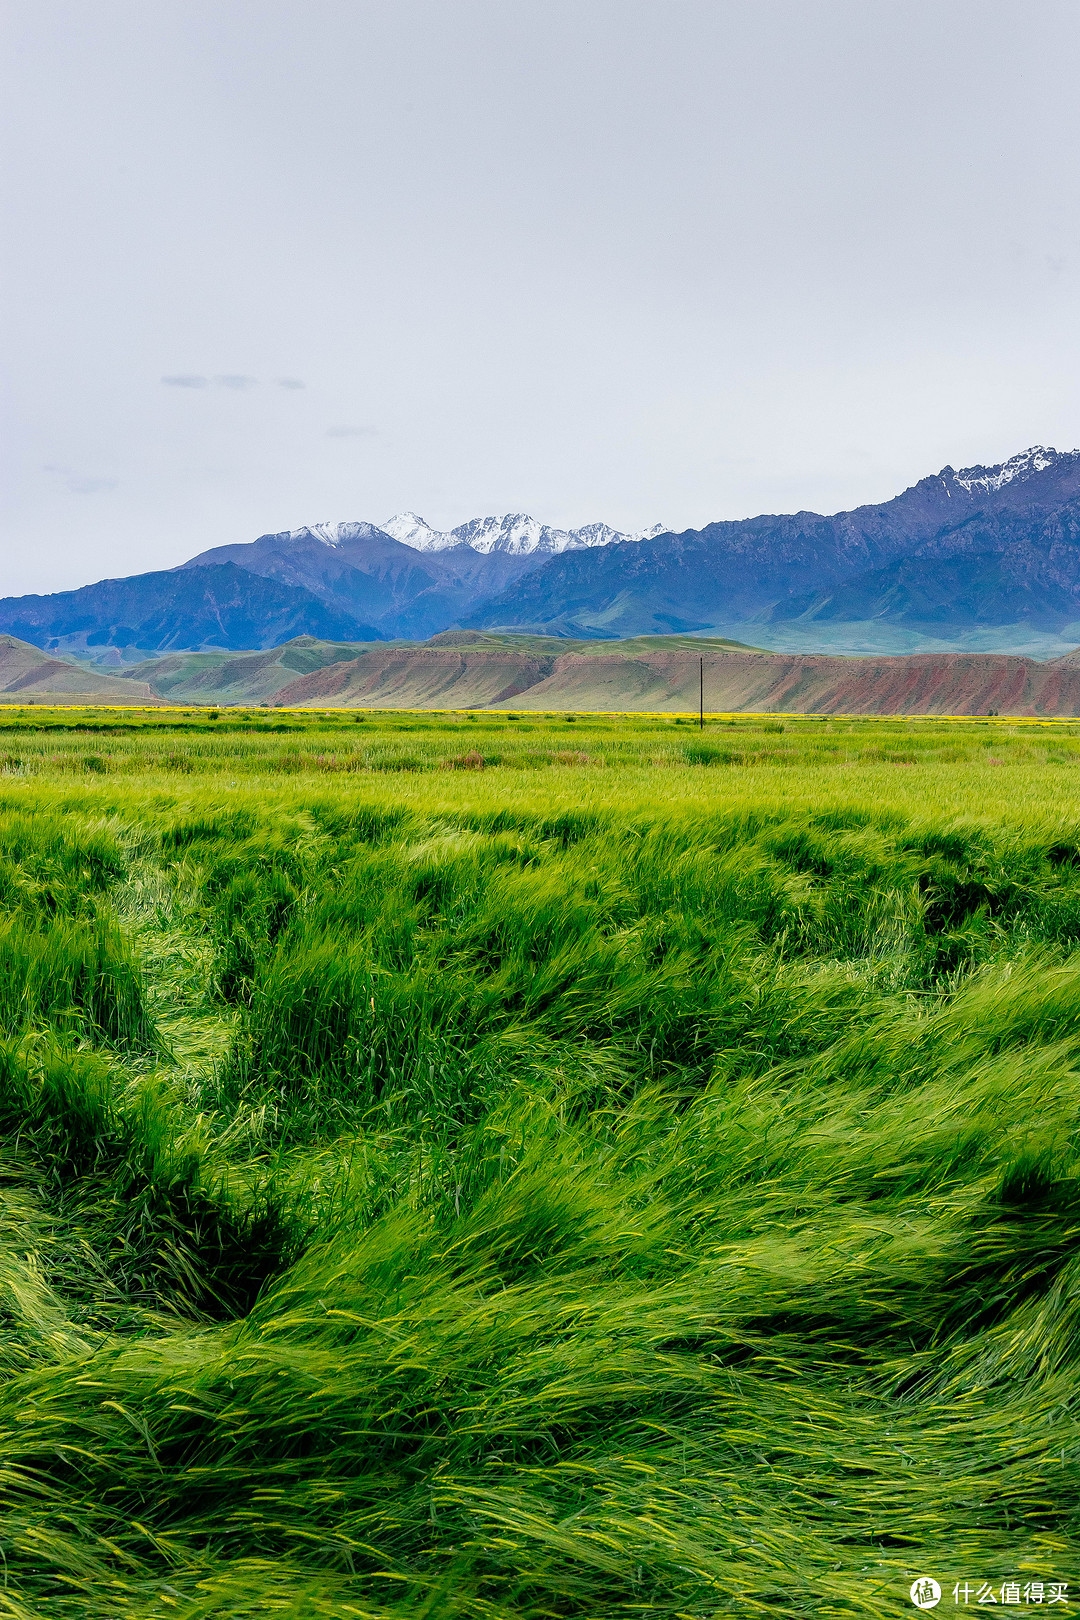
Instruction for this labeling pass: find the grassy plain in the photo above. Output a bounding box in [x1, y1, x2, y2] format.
[1, 706, 1079, 1617]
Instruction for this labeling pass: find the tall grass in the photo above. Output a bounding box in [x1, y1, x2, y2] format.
[0, 716, 1078, 1615]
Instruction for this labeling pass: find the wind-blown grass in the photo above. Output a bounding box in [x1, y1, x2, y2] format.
[0, 711, 1078, 1615]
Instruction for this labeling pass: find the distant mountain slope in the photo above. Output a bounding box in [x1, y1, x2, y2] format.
[772, 492, 1080, 627]
[274, 645, 558, 710]
[268, 634, 758, 710]
[500, 648, 1080, 716]
[257, 631, 1080, 717]
[182, 525, 536, 638]
[0, 563, 382, 657]
[120, 637, 375, 704]
[116, 632, 758, 707]
[0, 635, 162, 703]
[466, 447, 1080, 637]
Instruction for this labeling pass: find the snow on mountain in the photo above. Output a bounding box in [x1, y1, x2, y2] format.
[378, 512, 446, 550]
[574, 521, 667, 547]
[277, 521, 389, 547]
[951, 446, 1073, 495]
[450, 515, 575, 556]
[268, 455, 1080, 561]
[255, 513, 666, 558]
[260, 452, 1080, 569]
[381, 511, 665, 556]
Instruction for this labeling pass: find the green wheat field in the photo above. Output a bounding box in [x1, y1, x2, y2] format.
[1, 704, 1079, 1618]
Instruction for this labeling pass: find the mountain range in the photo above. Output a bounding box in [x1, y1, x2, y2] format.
[0, 513, 664, 659]
[3, 446, 1080, 661]
[379, 512, 666, 555]
[466, 447, 1080, 642]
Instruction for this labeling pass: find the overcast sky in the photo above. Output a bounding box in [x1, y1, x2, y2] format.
[2, 0, 1080, 595]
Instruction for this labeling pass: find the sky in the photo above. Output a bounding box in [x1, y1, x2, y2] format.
[2, 0, 1080, 596]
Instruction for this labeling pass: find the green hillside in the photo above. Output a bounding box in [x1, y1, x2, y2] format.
[113, 633, 763, 709]
[424, 629, 763, 656]
[120, 636, 374, 703]
[0, 634, 164, 703]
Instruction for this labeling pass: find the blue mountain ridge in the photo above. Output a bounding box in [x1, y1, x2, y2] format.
[3, 447, 1080, 658]
[465, 447, 1080, 640]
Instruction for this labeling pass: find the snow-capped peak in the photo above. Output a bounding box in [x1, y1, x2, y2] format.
[381, 512, 665, 556]
[450, 515, 568, 555]
[952, 446, 1070, 495]
[278, 521, 384, 547]
[380, 512, 446, 551]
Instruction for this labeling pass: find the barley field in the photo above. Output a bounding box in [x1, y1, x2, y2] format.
[1, 706, 1079, 1617]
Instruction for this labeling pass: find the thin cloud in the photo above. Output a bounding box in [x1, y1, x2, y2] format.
[162, 374, 261, 390]
[44, 464, 117, 494]
[326, 424, 378, 438]
[276, 377, 305, 389]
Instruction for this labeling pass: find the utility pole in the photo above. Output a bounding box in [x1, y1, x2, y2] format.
[699, 657, 704, 731]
